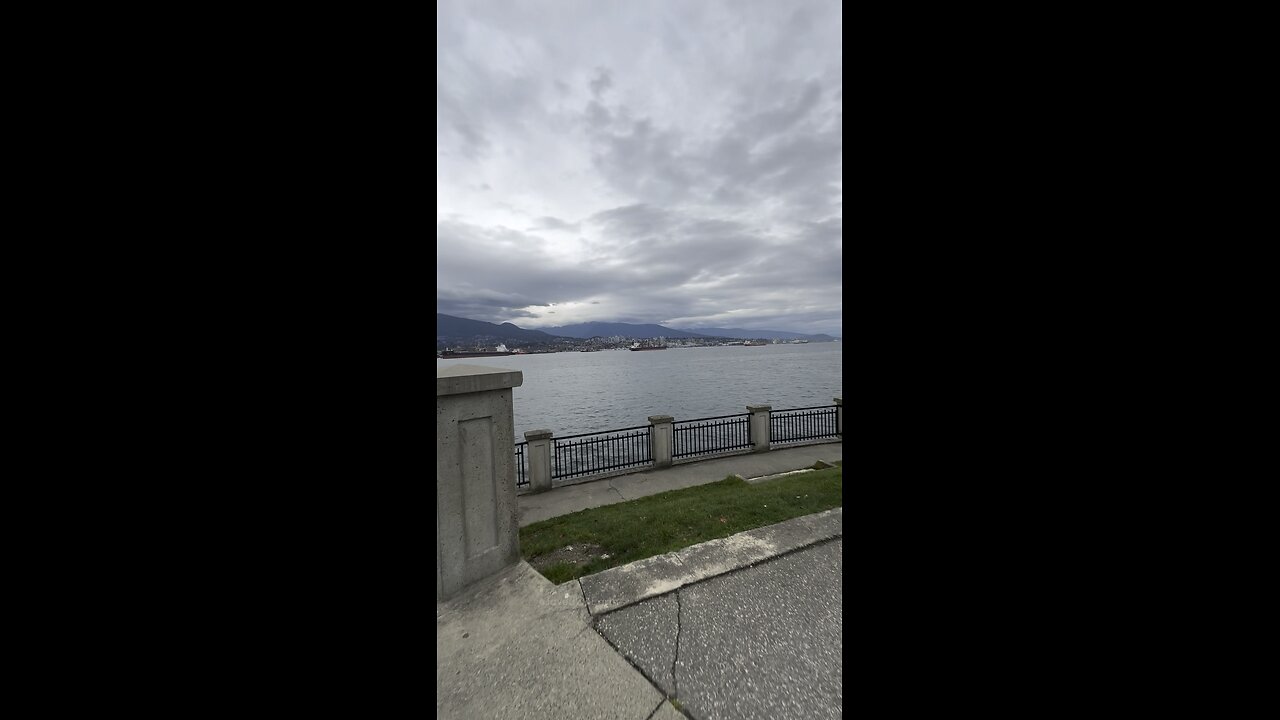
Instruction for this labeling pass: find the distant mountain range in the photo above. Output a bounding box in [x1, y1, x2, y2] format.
[540, 322, 708, 339]
[436, 313, 566, 342]
[438, 313, 839, 343]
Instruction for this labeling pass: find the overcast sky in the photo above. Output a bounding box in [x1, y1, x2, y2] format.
[437, 0, 842, 336]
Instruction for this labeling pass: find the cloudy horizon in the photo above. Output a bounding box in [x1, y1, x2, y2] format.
[437, 0, 842, 336]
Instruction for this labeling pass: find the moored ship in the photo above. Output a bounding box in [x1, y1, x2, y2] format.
[439, 350, 516, 358]
[439, 343, 518, 358]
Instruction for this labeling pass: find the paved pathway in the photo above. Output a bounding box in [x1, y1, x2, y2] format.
[597, 540, 843, 720]
[436, 562, 673, 720]
[519, 441, 842, 527]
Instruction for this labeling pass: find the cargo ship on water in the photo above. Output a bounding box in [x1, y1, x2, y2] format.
[629, 341, 667, 351]
[438, 343, 525, 359]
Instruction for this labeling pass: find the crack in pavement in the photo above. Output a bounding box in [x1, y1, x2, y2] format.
[672, 589, 682, 700]
[644, 697, 665, 720]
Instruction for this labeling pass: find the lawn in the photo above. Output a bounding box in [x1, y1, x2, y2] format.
[520, 462, 842, 584]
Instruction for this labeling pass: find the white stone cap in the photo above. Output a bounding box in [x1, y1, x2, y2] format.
[437, 364, 524, 396]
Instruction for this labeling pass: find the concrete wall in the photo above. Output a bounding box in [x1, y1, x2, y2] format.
[437, 364, 524, 601]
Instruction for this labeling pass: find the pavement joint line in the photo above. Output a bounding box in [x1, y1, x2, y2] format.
[644, 698, 663, 720]
[590, 614, 678, 708]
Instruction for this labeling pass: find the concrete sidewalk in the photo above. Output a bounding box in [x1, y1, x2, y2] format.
[439, 443, 844, 719]
[598, 538, 843, 720]
[519, 441, 842, 527]
[436, 561, 685, 720]
[437, 508, 843, 720]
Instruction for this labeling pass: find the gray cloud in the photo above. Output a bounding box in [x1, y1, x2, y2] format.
[589, 67, 613, 97]
[529, 216, 580, 233]
[437, 0, 842, 336]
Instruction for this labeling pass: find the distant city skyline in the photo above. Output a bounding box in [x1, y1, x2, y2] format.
[437, 0, 842, 337]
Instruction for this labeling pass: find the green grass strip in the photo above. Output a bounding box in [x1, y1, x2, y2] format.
[520, 465, 842, 584]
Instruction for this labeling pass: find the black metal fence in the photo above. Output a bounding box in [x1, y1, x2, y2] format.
[514, 401, 839, 488]
[770, 405, 840, 444]
[673, 413, 752, 459]
[514, 441, 528, 488]
[553, 425, 653, 480]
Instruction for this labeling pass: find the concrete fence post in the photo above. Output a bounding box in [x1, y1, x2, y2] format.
[747, 404, 771, 452]
[649, 415, 674, 468]
[834, 397, 842, 437]
[436, 364, 524, 602]
[524, 429, 554, 493]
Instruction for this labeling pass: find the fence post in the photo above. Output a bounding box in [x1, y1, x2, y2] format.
[437, 364, 523, 601]
[524, 429, 554, 493]
[747, 404, 771, 452]
[834, 397, 842, 437]
[649, 415, 674, 468]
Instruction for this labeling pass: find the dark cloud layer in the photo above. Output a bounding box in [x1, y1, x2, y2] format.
[437, 0, 842, 336]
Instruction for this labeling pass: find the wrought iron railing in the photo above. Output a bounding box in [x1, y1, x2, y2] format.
[514, 401, 839, 488]
[770, 405, 839, 444]
[514, 441, 529, 488]
[553, 425, 653, 480]
[673, 413, 752, 459]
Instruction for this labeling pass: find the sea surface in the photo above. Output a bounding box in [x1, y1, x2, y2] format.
[437, 342, 842, 441]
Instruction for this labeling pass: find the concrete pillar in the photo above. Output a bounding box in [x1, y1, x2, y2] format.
[437, 364, 524, 602]
[834, 397, 842, 437]
[524, 429, 553, 493]
[747, 405, 771, 452]
[649, 415, 674, 468]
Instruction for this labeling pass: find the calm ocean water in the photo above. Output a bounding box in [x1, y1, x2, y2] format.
[437, 343, 843, 440]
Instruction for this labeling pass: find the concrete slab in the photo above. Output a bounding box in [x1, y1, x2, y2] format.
[595, 592, 679, 697]
[579, 551, 687, 615]
[676, 540, 843, 720]
[580, 508, 842, 616]
[437, 561, 662, 719]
